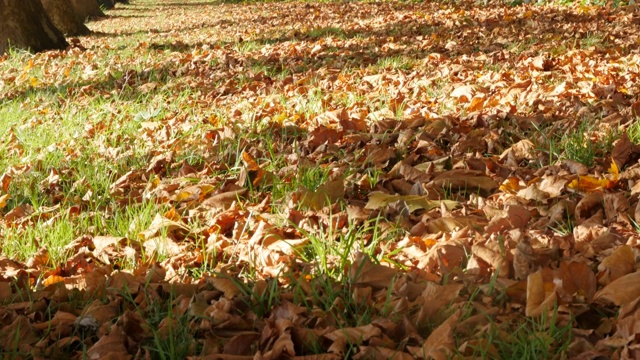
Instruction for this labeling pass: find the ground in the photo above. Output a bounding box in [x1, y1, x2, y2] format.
[1, 0, 640, 358]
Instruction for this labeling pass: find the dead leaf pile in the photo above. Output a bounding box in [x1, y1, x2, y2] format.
[1, 0, 640, 358]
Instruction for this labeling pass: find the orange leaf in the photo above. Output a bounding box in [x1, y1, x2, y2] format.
[608, 158, 620, 180]
[43, 275, 65, 287]
[241, 151, 274, 187]
[568, 176, 612, 192]
[499, 177, 521, 194]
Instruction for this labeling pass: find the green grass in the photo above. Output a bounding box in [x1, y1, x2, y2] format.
[526, 118, 618, 168]
[580, 32, 605, 50]
[561, 120, 618, 167]
[457, 309, 573, 359]
[371, 55, 418, 72]
[627, 118, 640, 144]
[307, 27, 346, 40]
[0, 0, 635, 358]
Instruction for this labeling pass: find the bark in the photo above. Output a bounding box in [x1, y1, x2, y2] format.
[97, 0, 115, 9]
[70, 0, 105, 20]
[0, 0, 68, 54]
[41, 0, 90, 36]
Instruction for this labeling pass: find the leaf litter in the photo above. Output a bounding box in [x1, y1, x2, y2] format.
[1, 0, 640, 358]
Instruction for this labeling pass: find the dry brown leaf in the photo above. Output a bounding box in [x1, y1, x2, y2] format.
[0, 316, 39, 349]
[354, 346, 414, 360]
[296, 176, 344, 210]
[526, 270, 557, 317]
[598, 245, 635, 285]
[485, 205, 531, 234]
[86, 325, 131, 359]
[208, 277, 242, 298]
[595, 271, 640, 306]
[537, 176, 569, 198]
[603, 192, 629, 224]
[408, 310, 461, 360]
[349, 252, 398, 289]
[450, 85, 476, 102]
[427, 170, 498, 196]
[139, 213, 190, 240]
[517, 183, 549, 202]
[555, 261, 597, 304]
[415, 283, 463, 324]
[611, 133, 633, 168]
[324, 324, 381, 344]
[365, 192, 458, 212]
[575, 192, 604, 223]
[200, 188, 247, 210]
[472, 244, 509, 277]
[424, 216, 486, 233]
[107, 271, 141, 295]
[0, 173, 11, 193]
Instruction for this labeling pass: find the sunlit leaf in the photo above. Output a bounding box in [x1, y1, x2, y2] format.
[365, 192, 459, 212]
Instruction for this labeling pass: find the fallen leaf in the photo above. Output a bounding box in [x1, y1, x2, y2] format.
[365, 192, 458, 212]
[349, 252, 399, 289]
[427, 170, 498, 196]
[595, 271, 640, 306]
[408, 310, 461, 360]
[296, 176, 344, 210]
[86, 325, 131, 359]
[526, 269, 557, 317]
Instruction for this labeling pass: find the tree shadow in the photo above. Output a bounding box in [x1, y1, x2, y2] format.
[158, 1, 220, 6]
[106, 13, 152, 18]
[5, 1, 637, 108]
[223, 1, 638, 74]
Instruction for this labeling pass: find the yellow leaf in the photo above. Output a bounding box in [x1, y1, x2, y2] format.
[568, 176, 614, 192]
[273, 113, 287, 123]
[0, 193, 9, 209]
[175, 190, 193, 202]
[30, 77, 38, 87]
[608, 158, 619, 179]
[365, 192, 459, 212]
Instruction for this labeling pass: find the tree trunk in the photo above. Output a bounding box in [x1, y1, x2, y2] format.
[41, 0, 90, 36]
[70, 0, 105, 20]
[0, 0, 68, 54]
[97, 0, 115, 10]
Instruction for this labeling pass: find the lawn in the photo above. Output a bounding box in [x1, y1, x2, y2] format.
[1, 0, 640, 358]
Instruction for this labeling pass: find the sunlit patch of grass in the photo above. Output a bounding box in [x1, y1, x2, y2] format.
[371, 55, 417, 72]
[561, 120, 618, 167]
[580, 32, 605, 50]
[1, 214, 78, 266]
[506, 37, 539, 55]
[628, 118, 640, 144]
[458, 309, 573, 359]
[549, 43, 569, 56]
[0, 200, 162, 268]
[307, 26, 346, 39]
[234, 40, 263, 53]
[249, 59, 292, 80]
[291, 87, 326, 121]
